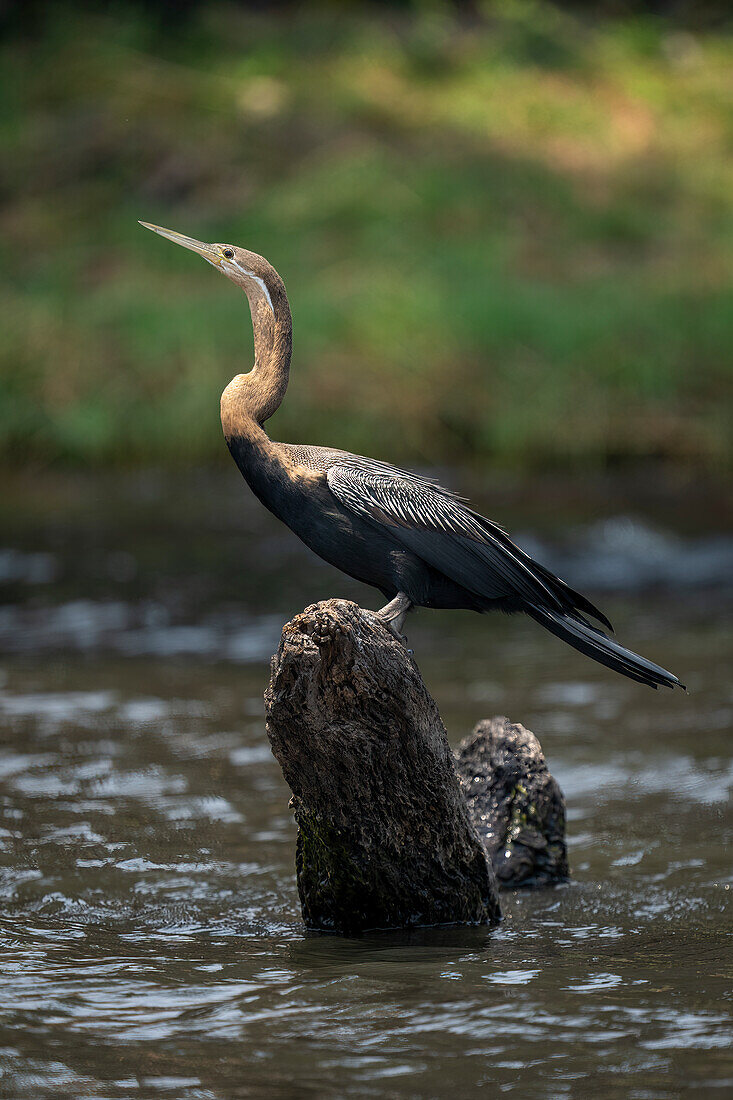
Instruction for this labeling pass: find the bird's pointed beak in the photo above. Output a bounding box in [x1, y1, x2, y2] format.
[138, 221, 223, 265]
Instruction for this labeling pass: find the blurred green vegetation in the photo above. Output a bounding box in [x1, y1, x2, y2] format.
[1, 1, 732, 470]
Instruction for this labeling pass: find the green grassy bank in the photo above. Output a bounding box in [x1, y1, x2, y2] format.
[1, 2, 732, 469]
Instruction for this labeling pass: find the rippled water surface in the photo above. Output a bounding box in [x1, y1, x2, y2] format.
[0, 471, 731, 1098]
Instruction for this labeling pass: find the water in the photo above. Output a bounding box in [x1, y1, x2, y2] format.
[0, 469, 731, 1098]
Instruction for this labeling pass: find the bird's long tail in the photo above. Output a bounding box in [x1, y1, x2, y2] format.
[527, 606, 684, 690]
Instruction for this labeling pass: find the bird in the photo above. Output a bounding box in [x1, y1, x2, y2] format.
[140, 222, 684, 690]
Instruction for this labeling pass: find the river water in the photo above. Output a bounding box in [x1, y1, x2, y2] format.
[0, 469, 731, 1098]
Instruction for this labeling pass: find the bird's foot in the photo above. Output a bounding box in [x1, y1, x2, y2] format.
[374, 592, 414, 652]
[388, 624, 410, 650]
[373, 611, 412, 651]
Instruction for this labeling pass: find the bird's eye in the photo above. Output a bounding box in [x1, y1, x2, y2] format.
[223, 248, 234, 260]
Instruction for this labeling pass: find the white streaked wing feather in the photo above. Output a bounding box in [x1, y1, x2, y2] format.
[326, 458, 562, 608]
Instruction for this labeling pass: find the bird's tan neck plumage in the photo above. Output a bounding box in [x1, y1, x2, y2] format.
[220, 274, 292, 441]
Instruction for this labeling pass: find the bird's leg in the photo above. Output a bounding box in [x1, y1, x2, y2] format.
[374, 592, 413, 647]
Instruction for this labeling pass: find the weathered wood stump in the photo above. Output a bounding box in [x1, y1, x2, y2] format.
[265, 599, 567, 934]
[265, 599, 500, 933]
[455, 718, 568, 887]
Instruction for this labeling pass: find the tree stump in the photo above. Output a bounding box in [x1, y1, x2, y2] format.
[455, 718, 568, 888]
[265, 599, 501, 934]
[265, 599, 568, 934]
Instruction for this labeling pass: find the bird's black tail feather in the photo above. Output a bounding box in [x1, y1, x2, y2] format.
[528, 606, 684, 690]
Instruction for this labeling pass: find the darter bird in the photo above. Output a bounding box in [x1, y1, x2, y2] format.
[140, 223, 683, 690]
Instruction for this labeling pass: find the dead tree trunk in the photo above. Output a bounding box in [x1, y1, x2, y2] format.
[265, 599, 568, 933]
[265, 599, 501, 934]
[455, 718, 568, 888]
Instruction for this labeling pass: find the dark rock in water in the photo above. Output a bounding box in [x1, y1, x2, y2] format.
[455, 717, 568, 888]
[265, 599, 501, 934]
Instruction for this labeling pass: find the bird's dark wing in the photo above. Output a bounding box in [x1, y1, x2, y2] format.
[326, 456, 611, 628]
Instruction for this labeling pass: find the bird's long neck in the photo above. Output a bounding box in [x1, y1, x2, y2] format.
[221, 274, 292, 441]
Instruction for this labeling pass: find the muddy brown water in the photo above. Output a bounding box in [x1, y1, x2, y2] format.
[0, 470, 731, 1098]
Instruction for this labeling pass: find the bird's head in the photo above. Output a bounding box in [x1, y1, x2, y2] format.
[139, 221, 281, 316]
